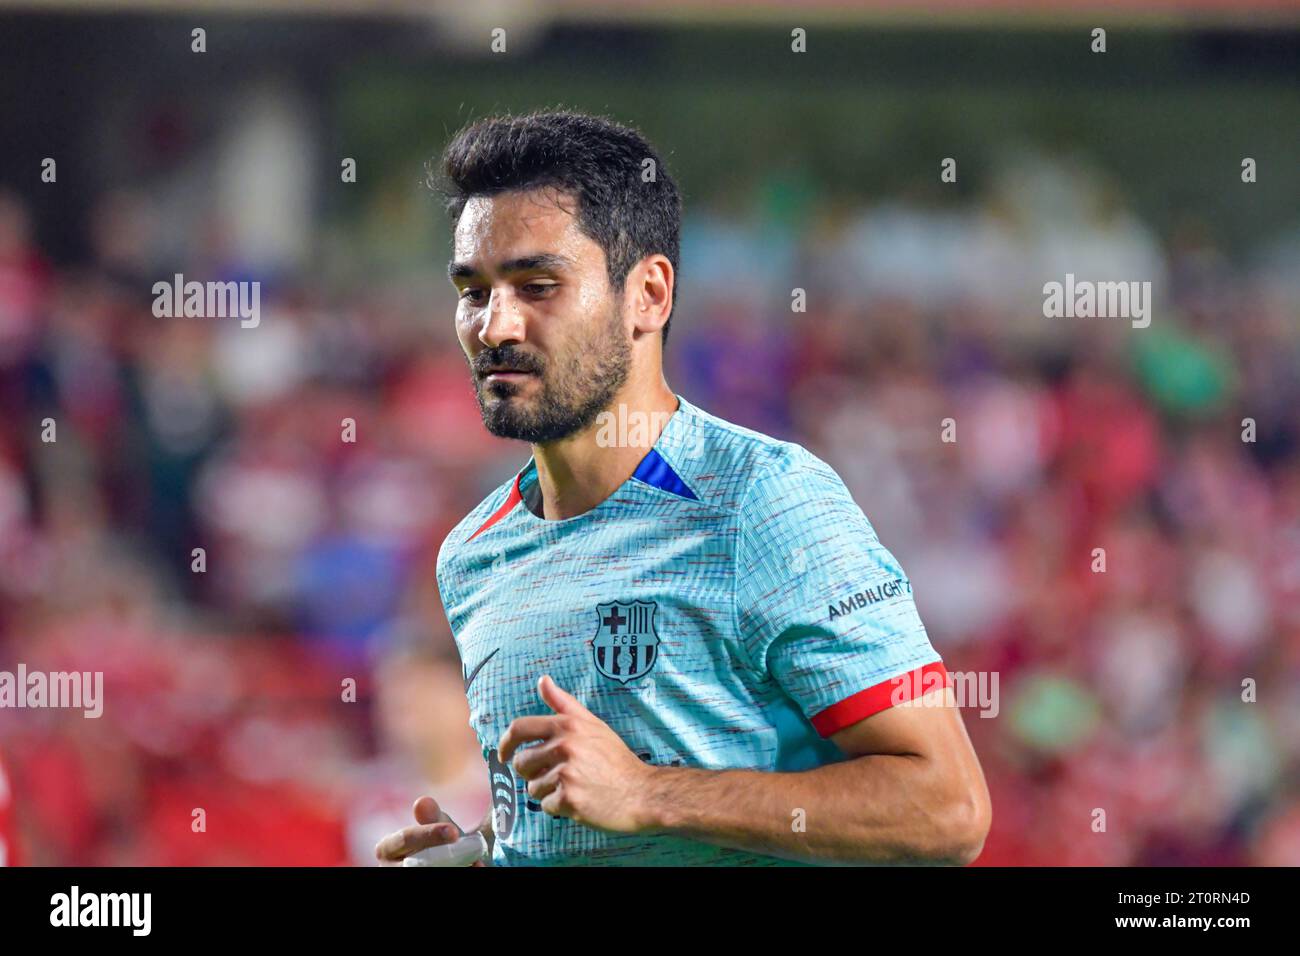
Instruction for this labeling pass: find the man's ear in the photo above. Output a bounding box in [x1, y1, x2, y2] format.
[628, 255, 673, 338]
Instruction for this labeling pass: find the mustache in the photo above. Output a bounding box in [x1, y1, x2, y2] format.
[473, 346, 544, 377]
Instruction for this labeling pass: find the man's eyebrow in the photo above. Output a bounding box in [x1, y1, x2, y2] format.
[447, 253, 574, 281]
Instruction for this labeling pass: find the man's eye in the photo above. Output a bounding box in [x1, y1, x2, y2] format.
[459, 288, 487, 304]
[523, 283, 557, 295]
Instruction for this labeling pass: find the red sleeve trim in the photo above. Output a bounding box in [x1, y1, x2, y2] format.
[809, 661, 951, 738]
[467, 474, 523, 542]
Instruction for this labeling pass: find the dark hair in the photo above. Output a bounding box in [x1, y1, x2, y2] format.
[434, 109, 682, 343]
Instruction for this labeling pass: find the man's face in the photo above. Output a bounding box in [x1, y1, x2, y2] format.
[449, 188, 630, 443]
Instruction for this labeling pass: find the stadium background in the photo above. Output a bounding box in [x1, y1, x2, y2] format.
[1, 1, 1298, 865]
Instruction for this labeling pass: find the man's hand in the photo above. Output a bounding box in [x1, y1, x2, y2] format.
[499, 675, 655, 835]
[374, 796, 489, 866]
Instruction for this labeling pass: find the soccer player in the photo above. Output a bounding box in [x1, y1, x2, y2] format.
[376, 110, 990, 866]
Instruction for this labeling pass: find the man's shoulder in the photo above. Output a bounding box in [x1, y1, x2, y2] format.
[664, 397, 836, 515]
[438, 467, 523, 563]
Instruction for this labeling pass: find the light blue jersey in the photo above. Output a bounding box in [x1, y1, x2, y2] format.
[436, 396, 946, 866]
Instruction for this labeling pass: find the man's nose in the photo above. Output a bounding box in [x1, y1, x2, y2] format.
[479, 290, 525, 348]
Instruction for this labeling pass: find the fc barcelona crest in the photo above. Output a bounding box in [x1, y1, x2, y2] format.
[592, 600, 660, 684]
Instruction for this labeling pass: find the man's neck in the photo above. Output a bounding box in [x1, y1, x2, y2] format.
[531, 377, 679, 521]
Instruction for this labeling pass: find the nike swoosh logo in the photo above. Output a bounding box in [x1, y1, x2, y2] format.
[463, 647, 500, 693]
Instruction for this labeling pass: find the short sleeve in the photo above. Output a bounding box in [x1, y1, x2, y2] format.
[735, 447, 948, 738]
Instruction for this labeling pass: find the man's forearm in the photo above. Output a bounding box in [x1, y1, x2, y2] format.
[637, 754, 984, 865]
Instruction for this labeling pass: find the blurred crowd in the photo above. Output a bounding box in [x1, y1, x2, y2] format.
[0, 148, 1297, 865]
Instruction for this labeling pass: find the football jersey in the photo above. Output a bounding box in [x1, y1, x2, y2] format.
[436, 395, 947, 865]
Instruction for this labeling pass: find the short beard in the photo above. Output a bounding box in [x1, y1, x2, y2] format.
[472, 311, 630, 444]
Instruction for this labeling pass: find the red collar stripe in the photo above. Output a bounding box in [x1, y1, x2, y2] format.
[467, 473, 524, 542]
